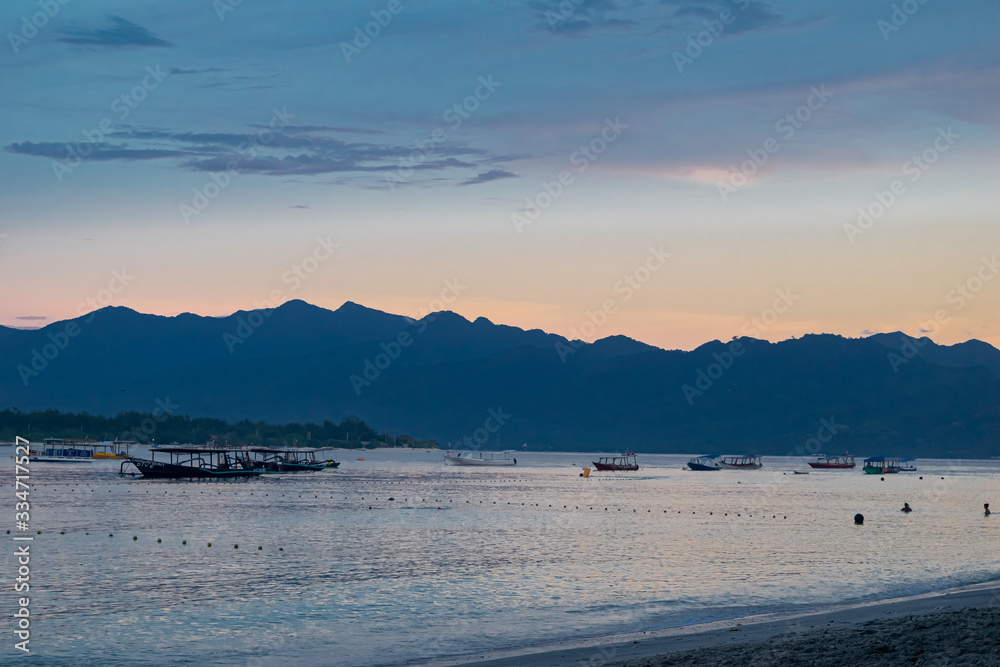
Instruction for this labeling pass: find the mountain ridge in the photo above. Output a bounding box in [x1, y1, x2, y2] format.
[3, 301, 999, 457]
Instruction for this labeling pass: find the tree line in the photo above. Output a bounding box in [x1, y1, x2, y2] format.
[0, 408, 438, 449]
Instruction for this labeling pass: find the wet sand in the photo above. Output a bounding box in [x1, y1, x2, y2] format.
[441, 581, 1000, 666]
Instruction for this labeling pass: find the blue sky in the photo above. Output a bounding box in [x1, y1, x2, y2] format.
[2, 0, 998, 349]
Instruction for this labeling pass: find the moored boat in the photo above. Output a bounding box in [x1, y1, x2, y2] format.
[687, 454, 721, 471]
[897, 457, 917, 472]
[30, 441, 95, 463]
[121, 446, 261, 479]
[807, 453, 856, 469]
[719, 454, 762, 469]
[863, 456, 900, 474]
[444, 451, 517, 466]
[592, 451, 638, 471]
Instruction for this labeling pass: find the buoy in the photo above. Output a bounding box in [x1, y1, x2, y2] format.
[258, 546, 262, 550]
[208, 543, 212, 547]
[157, 538, 162, 543]
[854, 513, 864, 525]
[133, 536, 137, 540]
[183, 540, 187, 545]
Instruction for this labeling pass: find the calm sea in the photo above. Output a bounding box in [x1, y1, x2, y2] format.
[2, 448, 998, 665]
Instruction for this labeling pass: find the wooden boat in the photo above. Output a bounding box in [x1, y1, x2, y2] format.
[687, 454, 721, 471]
[863, 456, 900, 474]
[807, 453, 856, 469]
[719, 454, 762, 469]
[121, 446, 261, 479]
[249, 447, 339, 472]
[444, 451, 516, 466]
[897, 457, 917, 472]
[592, 451, 638, 471]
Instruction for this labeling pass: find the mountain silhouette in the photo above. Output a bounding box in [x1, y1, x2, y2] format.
[3, 301, 999, 457]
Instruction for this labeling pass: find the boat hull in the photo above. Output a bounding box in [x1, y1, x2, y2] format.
[592, 462, 639, 471]
[127, 456, 260, 479]
[807, 462, 855, 469]
[687, 462, 720, 471]
[29, 456, 93, 463]
[444, 455, 515, 466]
[719, 463, 762, 469]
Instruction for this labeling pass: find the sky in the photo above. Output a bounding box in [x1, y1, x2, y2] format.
[1, 0, 998, 351]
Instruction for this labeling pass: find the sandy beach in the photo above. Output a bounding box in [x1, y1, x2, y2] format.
[444, 582, 1000, 667]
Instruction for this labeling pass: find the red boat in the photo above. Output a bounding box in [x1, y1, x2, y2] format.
[807, 453, 856, 469]
[592, 451, 638, 471]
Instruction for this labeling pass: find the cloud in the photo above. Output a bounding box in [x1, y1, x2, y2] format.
[531, 0, 781, 37]
[16, 316, 48, 321]
[288, 204, 311, 209]
[4, 125, 516, 188]
[458, 169, 518, 186]
[860, 329, 880, 336]
[168, 67, 225, 75]
[56, 16, 172, 49]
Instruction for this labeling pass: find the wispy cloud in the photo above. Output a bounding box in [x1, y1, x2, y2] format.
[4, 125, 516, 188]
[56, 16, 172, 49]
[16, 316, 48, 321]
[458, 169, 518, 186]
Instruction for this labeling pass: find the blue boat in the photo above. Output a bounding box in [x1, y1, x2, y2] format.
[687, 454, 721, 471]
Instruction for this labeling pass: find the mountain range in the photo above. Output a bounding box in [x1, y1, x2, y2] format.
[3, 300, 1000, 458]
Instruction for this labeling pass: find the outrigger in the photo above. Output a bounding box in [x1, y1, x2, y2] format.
[249, 447, 340, 472]
[121, 446, 262, 479]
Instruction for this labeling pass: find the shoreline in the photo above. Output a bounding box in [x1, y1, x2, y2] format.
[431, 579, 1000, 667]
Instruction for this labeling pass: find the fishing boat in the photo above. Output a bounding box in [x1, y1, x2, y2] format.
[687, 454, 721, 471]
[719, 454, 762, 469]
[863, 456, 900, 474]
[444, 451, 517, 466]
[807, 453, 856, 469]
[121, 446, 261, 479]
[592, 451, 638, 471]
[897, 457, 917, 472]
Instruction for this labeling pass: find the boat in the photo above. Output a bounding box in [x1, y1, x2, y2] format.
[92, 439, 137, 459]
[121, 446, 261, 479]
[863, 456, 900, 474]
[719, 454, 762, 469]
[687, 454, 721, 471]
[897, 457, 917, 472]
[592, 451, 638, 471]
[793, 470, 809, 474]
[30, 441, 96, 463]
[444, 451, 517, 466]
[807, 453, 856, 469]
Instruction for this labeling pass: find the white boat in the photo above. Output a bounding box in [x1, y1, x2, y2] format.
[443, 451, 517, 466]
[30, 441, 96, 463]
[719, 454, 762, 469]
